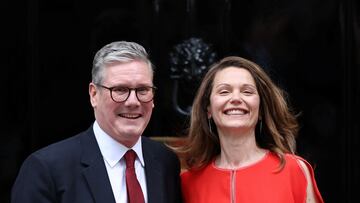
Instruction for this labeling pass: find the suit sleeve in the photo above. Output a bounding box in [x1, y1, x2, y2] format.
[169, 148, 183, 203]
[170, 150, 183, 203]
[11, 154, 57, 203]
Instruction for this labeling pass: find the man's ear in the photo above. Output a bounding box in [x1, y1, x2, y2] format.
[89, 83, 98, 108]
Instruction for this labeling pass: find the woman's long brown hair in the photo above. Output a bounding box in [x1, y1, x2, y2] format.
[178, 56, 299, 171]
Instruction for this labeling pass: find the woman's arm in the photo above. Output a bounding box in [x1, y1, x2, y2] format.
[298, 159, 320, 203]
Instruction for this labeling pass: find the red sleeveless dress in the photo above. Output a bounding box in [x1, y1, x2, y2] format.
[181, 152, 324, 203]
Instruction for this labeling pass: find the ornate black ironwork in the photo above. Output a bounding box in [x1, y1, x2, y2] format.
[169, 37, 217, 116]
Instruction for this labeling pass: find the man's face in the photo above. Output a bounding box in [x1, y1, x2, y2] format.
[89, 60, 154, 147]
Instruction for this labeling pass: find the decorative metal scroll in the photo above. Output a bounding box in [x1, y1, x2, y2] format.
[169, 37, 217, 116]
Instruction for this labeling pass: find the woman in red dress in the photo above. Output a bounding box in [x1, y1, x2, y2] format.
[179, 56, 324, 203]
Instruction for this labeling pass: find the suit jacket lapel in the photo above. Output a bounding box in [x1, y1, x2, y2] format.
[142, 137, 165, 203]
[80, 127, 116, 203]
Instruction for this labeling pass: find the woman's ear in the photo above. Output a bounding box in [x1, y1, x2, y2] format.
[207, 106, 211, 119]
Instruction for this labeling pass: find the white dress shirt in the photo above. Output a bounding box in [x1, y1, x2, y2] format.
[93, 121, 148, 203]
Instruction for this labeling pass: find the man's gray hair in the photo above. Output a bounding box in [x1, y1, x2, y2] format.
[92, 41, 154, 84]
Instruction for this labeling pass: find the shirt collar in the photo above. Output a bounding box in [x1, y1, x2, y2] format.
[93, 121, 145, 168]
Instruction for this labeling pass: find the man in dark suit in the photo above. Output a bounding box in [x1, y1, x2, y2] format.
[11, 41, 182, 203]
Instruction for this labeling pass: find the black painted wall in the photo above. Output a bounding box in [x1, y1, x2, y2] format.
[2, 0, 359, 202]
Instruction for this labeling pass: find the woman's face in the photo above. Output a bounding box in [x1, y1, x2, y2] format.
[208, 67, 260, 136]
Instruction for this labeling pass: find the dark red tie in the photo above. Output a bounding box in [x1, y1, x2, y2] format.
[124, 150, 145, 203]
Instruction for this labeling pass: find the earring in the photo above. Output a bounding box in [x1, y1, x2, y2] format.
[208, 118, 213, 134]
